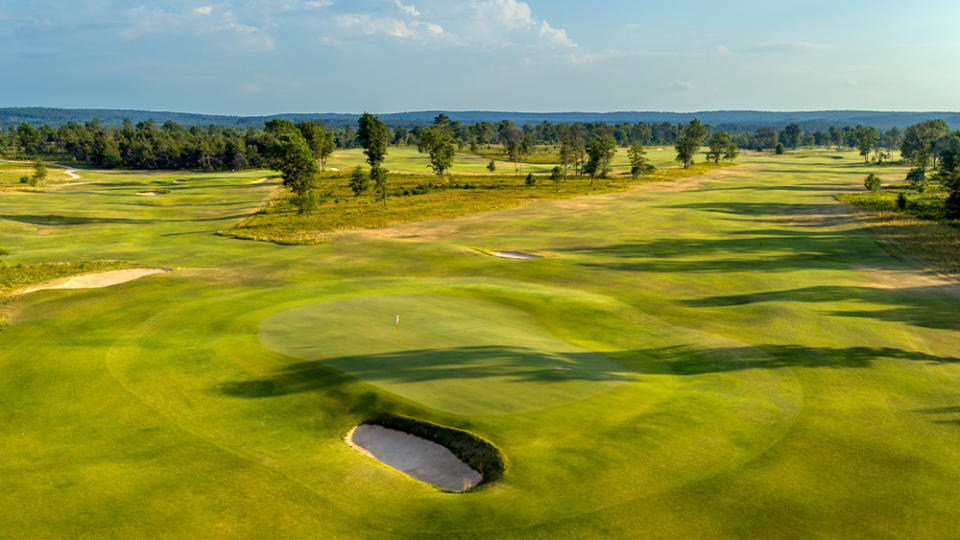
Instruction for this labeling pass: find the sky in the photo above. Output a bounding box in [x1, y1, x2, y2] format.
[2, 0, 959, 115]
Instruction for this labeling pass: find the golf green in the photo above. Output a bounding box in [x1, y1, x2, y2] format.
[259, 293, 627, 415]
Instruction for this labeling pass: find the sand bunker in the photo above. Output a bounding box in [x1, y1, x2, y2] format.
[250, 176, 280, 184]
[137, 191, 169, 196]
[21, 268, 172, 294]
[347, 425, 482, 491]
[489, 250, 542, 259]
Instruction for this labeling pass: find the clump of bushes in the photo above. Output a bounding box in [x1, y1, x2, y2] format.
[525, 172, 536, 186]
[363, 413, 507, 487]
[864, 173, 882, 192]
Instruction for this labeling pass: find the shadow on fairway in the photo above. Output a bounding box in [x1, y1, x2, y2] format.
[914, 406, 960, 427]
[683, 285, 960, 331]
[217, 344, 956, 399]
[0, 213, 253, 226]
[0, 214, 150, 226]
[556, 227, 889, 274]
[694, 183, 861, 193]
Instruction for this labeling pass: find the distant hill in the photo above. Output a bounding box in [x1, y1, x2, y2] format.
[2, 107, 958, 131]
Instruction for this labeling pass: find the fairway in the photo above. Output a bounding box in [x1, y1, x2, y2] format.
[259, 293, 627, 415]
[2, 149, 960, 537]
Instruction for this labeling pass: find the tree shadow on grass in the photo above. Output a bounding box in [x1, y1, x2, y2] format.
[216, 344, 957, 399]
[683, 285, 960, 330]
[556, 228, 889, 274]
[913, 406, 960, 427]
[694, 183, 862, 194]
[1, 213, 253, 226]
[0, 214, 149, 226]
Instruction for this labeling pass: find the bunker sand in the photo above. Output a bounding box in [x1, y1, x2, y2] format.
[20, 268, 172, 294]
[347, 425, 481, 491]
[488, 250, 542, 259]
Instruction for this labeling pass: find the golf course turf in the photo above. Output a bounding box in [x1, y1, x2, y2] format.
[2, 149, 960, 537]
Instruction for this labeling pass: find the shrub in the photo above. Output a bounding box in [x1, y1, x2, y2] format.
[946, 193, 960, 219]
[363, 413, 507, 486]
[486, 160, 496, 172]
[864, 173, 882, 192]
[775, 143, 785, 155]
[525, 172, 536, 186]
[907, 168, 927, 193]
[897, 193, 908, 210]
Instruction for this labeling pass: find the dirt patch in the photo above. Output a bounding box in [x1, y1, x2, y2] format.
[347, 425, 482, 491]
[20, 268, 173, 294]
[488, 250, 542, 259]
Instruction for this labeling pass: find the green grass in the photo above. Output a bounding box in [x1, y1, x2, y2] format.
[258, 293, 626, 415]
[2, 148, 960, 537]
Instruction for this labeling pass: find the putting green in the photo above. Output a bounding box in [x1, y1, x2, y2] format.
[259, 293, 627, 415]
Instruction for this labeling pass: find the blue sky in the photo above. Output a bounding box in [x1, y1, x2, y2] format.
[2, 0, 958, 114]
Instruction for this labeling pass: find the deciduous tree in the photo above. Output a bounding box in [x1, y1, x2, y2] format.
[358, 113, 390, 204]
[853, 125, 878, 163]
[627, 142, 655, 177]
[706, 130, 730, 164]
[675, 119, 709, 168]
[584, 136, 617, 184]
[417, 127, 455, 177]
[270, 132, 319, 214]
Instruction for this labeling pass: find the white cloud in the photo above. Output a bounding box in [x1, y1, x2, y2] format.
[337, 14, 444, 42]
[120, 5, 275, 51]
[391, 0, 420, 17]
[473, 0, 534, 29]
[306, 0, 333, 7]
[539, 21, 576, 48]
[470, 0, 574, 49]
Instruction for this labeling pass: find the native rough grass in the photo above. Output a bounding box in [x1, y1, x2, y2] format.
[223, 163, 728, 244]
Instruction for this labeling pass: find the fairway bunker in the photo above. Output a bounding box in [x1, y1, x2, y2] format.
[347, 425, 482, 491]
[21, 268, 172, 294]
[488, 250, 542, 260]
[137, 190, 170, 196]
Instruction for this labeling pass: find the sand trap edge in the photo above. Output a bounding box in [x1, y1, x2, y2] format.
[483, 249, 543, 260]
[19, 268, 174, 294]
[346, 425, 482, 492]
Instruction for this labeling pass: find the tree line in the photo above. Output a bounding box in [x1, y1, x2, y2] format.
[5, 115, 917, 171]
